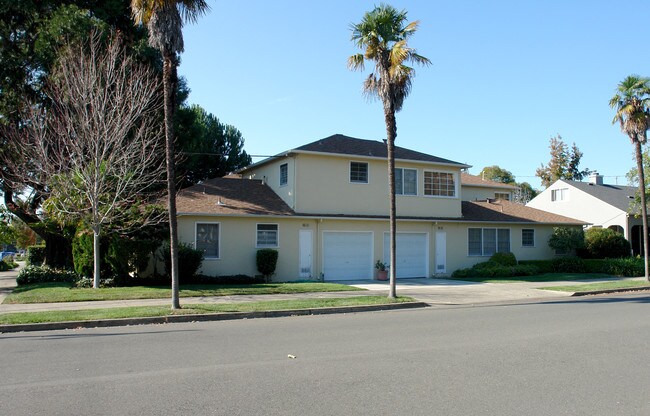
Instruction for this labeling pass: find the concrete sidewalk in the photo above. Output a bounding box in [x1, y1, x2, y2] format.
[0, 264, 646, 315]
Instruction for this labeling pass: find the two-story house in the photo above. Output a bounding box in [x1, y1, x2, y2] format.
[175, 134, 584, 281]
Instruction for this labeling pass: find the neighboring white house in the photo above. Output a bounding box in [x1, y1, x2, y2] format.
[527, 173, 644, 254]
[175, 134, 585, 281]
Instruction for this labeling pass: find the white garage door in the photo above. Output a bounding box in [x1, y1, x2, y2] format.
[323, 232, 373, 280]
[383, 233, 428, 278]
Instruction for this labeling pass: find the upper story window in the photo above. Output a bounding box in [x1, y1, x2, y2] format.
[350, 162, 368, 183]
[396, 168, 417, 195]
[522, 229, 535, 247]
[256, 224, 279, 248]
[424, 171, 456, 197]
[196, 223, 220, 259]
[495, 192, 510, 200]
[279, 163, 288, 186]
[551, 188, 568, 202]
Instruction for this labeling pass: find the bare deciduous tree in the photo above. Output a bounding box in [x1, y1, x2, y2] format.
[8, 32, 166, 288]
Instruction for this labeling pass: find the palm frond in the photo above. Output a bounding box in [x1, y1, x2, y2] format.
[347, 54, 365, 71]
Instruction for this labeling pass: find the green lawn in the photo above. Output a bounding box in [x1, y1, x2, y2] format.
[4, 282, 364, 304]
[0, 296, 415, 325]
[542, 279, 650, 293]
[450, 273, 616, 283]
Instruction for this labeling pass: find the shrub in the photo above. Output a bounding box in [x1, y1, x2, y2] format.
[584, 257, 643, 277]
[73, 276, 116, 288]
[451, 260, 538, 279]
[72, 232, 109, 277]
[0, 260, 12, 271]
[551, 256, 586, 273]
[162, 243, 204, 282]
[518, 260, 554, 273]
[26, 245, 46, 266]
[256, 249, 278, 281]
[488, 252, 517, 266]
[583, 228, 631, 259]
[548, 227, 584, 254]
[16, 265, 79, 285]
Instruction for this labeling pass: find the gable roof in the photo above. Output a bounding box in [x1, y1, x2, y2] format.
[560, 180, 637, 212]
[175, 177, 294, 216]
[461, 199, 586, 225]
[460, 173, 518, 190]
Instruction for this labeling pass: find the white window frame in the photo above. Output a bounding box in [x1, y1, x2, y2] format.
[256, 223, 279, 248]
[195, 222, 220, 260]
[423, 170, 457, 198]
[551, 188, 568, 202]
[349, 161, 369, 184]
[495, 192, 510, 201]
[467, 228, 511, 256]
[396, 168, 418, 196]
[279, 163, 288, 187]
[522, 228, 535, 247]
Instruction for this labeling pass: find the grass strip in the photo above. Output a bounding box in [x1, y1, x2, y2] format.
[541, 280, 650, 293]
[0, 296, 414, 325]
[4, 282, 364, 304]
[450, 273, 615, 283]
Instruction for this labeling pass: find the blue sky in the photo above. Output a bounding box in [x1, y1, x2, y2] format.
[178, 0, 650, 190]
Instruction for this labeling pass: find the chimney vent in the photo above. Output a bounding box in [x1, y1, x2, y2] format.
[589, 172, 604, 186]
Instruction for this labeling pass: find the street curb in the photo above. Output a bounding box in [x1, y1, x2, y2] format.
[0, 301, 429, 333]
[571, 286, 650, 297]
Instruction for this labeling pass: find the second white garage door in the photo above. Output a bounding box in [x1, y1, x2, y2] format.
[323, 232, 373, 280]
[383, 233, 428, 278]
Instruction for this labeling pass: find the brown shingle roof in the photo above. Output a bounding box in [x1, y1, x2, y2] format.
[175, 177, 294, 216]
[461, 200, 586, 224]
[461, 173, 518, 189]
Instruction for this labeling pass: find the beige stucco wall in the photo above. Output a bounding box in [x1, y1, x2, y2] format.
[244, 157, 296, 209]
[292, 154, 462, 217]
[178, 214, 568, 281]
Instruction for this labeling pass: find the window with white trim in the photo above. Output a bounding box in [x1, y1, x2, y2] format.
[350, 162, 368, 183]
[279, 163, 288, 186]
[396, 168, 417, 195]
[551, 188, 568, 201]
[424, 171, 456, 197]
[522, 229, 535, 247]
[196, 223, 220, 259]
[495, 192, 510, 200]
[256, 224, 279, 247]
[468, 228, 511, 256]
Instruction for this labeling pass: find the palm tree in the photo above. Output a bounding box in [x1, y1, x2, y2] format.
[610, 75, 650, 281]
[131, 0, 209, 309]
[348, 4, 430, 298]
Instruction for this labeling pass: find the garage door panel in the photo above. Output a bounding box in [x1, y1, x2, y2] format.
[323, 232, 373, 280]
[383, 233, 428, 278]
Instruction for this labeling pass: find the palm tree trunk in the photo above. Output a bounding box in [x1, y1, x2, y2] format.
[163, 52, 181, 309]
[384, 105, 397, 299]
[634, 141, 650, 280]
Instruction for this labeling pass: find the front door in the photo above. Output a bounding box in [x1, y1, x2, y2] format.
[299, 230, 313, 278]
[435, 230, 447, 275]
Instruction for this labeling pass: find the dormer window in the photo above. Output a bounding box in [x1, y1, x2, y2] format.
[551, 188, 568, 202]
[279, 163, 288, 186]
[350, 162, 368, 183]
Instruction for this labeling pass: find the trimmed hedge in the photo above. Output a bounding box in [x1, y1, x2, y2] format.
[26, 245, 46, 266]
[16, 265, 80, 286]
[162, 243, 204, 281]
[256, 249, 278, 280]
[452, 252, 539, 278]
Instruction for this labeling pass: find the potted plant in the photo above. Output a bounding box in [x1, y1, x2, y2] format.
[375, 260, 388, 281]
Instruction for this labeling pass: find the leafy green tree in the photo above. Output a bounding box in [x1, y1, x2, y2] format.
[131, 0, 209, 309]
[479, 165, 516, 184]
[583, 228, 630, 259]
[610, 75, 650, 280]
[348, 4, 430, 299]
[176, 105, 252, 186]
[0, 208, 17, 248]
[536, 135, 590, 188]
[548, 227, 585, 255]
[513, 182, 539, 205]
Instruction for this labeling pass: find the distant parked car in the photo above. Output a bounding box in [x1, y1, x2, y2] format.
[0, 252, 16, 261]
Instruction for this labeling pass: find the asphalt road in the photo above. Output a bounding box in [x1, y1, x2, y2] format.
[1, 294, 649, 416]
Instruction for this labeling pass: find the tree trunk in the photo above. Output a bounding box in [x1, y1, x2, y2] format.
[384, 105, 398, 299]
[634, 141, 649, 280]
[93, 227, 101, 289]
[163, 52, 181, 309]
